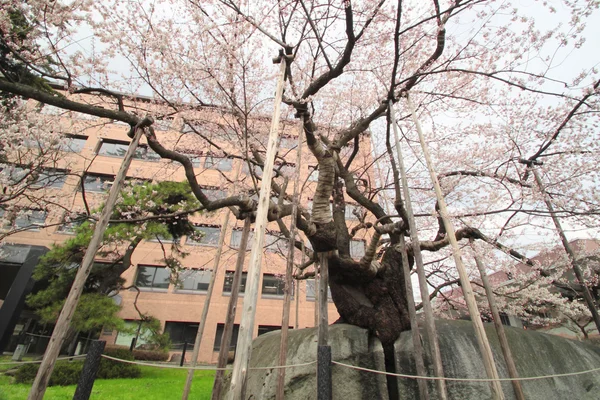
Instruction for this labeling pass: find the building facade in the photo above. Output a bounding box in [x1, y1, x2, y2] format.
[0, 93, 374, 363]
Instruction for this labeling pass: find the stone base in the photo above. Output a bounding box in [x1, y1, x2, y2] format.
[396, 319, 600, 400]
[220, 320, 600, 400]
[220, 324, 388, 399]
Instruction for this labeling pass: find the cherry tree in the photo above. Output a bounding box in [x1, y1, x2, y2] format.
[1, 0, 599, 372]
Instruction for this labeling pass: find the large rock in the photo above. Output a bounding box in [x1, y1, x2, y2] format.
[224, 320, 600, 399]
[396, 319, 600, 399]
[220, 324, 388, 399]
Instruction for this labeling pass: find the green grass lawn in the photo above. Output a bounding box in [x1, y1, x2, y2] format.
[0, 358, 215, 400]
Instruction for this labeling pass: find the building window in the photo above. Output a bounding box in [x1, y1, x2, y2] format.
[213, 323, 240, 351]
[181, 122, 203, 134]
[230, 230, 288, 253]
[115, 320, 152, 348]
[32, 169, 67, 189]
[279, 136, 298, 149]
[275, 163, 296, 178]
[73, 111, 97, 120]
[265, 232, 288, 253]
[223, 271, 247, 294]
[230, 230, 253, 248]
[13, 210, 47, 231]
[148, 234, 175, 243]
[258, 325, 284, 336]
[204, 187, 227, 201]
[80, 174, 114, 193]
[242, 162, 262, 177]
[0, 208, 6, 226]
[217, 125, 238, 141]
[40, 104, 65, 116]
[181, 154, 201, 167]
[134, 145, 161, 162]
[57, 213, 88, 234]
[176, 269, 211, 292]
[499, 313, 511, 326]
[350, 240, 366, 259]
[345, 204, 361, 220]
[165, 321, 199, 349]
[261, 274, 289, 298]
[308, 166, 319, 182]
[124, 178, 151, 188]
[186, 225, 220, 246]
[135, 265, 170, 289]
[305, 279, 332, 301]
[98, 139, 129, 157]
[3, 165, 30, 185]
[61, 135, 88, 152]
[204, 155, 232, 171]
[154, 118, 172, 131]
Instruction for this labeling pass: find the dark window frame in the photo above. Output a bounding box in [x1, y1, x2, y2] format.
[13, 209, 48, 231]
[305, 279, 333, 302]
[308, 166, 319, 182]
[350, 239, 366, 259]
[175, 269, 211, 292]
[31, 169, 68, 189]
[223, 271, 247, 295]
[279, 136, 298, 149]
[165, 321, 200, 350]
[204, 155, 233, 171]
[98, 139, 130, 158]
[213, 323, 240, 351]
[134, 144, 161, 162]
[57, 213, 88, 235]
[134, 265, 171, 290]
[80, 173, 115, 193]
[61, 135, 88, 152]
[202, 186, 227, 201]
[261, 273, 291, 298]
[186, 225, 221, 246]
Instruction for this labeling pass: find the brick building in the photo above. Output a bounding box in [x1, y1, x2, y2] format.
[0, 92, 374, 363]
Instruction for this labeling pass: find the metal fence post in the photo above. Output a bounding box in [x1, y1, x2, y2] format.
[73, 340, 106, 400]
[129, 337, 137, 352]
[181, 342, 188, 367]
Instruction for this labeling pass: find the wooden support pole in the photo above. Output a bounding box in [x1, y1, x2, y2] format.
[27, 118, 152, 400]
[183, 160, 245, 399]
[407, 93, 505, 400]
[390, 101, 440, 400]
[181, 208, 232, 400]
[276, 127, 303, 400]
[471, 241, 525, 400]
[228, 55, 288, 400]
[211, 217, 252, 400]
[295, 276, 300, 330]
[531, 167, 600, 333]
